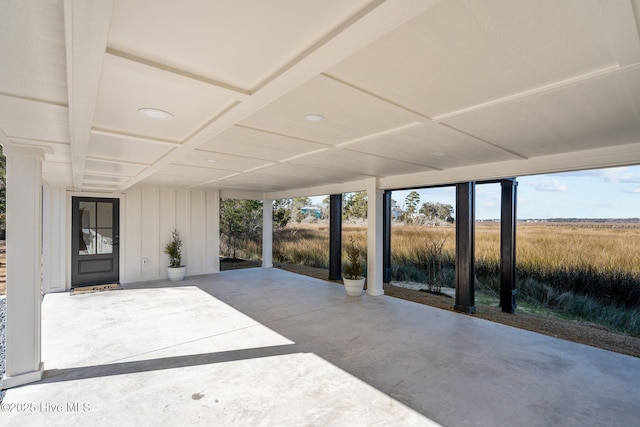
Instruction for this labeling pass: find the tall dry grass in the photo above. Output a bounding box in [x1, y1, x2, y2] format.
[270, 223, 640, 289]
[266, 222, 640, 335]
[232, 222, 640, 335]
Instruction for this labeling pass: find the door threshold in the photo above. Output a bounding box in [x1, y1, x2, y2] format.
[70, 283, 122, 295]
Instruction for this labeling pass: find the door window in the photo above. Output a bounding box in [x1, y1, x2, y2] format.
[79, 201, 113, 255]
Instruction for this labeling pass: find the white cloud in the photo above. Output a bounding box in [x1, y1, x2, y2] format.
[623, 188, 640, 194]
[531, 179, 567, 192]
[602, 167, 640, 183]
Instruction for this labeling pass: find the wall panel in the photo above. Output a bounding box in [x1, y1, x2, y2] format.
[120, 186, 219, 283]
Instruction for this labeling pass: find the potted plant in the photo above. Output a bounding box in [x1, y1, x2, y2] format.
[343, 235, 365, 296]
[164, 229, 186, 281]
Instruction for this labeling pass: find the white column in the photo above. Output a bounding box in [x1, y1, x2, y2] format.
[2, 146, 45, 388]
[366, 178, 384, 296]
[262, 199, 273, 268]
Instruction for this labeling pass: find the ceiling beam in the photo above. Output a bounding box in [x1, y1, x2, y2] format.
[379, 142, 640, 190]
[117, 0, 445, 192]
[105, 48, 251, 98]
[64, 0, 115, 190]
[91, 128, 181, 147]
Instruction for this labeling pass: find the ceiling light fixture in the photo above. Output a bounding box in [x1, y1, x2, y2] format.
[207, 159, 218, 164]
[304, 114, 324, 122]
[431, 151, 447, 157]
[138, 108, 174, 120]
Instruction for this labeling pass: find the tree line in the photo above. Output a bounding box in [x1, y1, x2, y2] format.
[220, 191, 454, 259]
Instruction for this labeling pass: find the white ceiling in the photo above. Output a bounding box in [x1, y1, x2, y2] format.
[2, 0, 640, 197]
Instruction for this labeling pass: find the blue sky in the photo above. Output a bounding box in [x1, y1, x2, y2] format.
[311, 165, 640, 220]
[390, 165, 640, 220]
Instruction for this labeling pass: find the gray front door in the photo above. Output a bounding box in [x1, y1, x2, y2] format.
[71, 197, 120, 287]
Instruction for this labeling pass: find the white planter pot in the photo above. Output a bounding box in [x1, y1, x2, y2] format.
[167, 266, 186, 282]
[343, 277, 365, 296]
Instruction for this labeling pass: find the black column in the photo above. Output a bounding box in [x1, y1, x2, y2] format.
[500, 179, 518, 313]
[383, 190, 392, 283]
[328, 194, 343, 280]
[455, 182, 476, 313]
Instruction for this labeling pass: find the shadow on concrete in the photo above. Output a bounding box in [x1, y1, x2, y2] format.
[40, 344, 299, 384]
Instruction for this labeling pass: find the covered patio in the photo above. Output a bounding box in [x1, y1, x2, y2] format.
[3, 2, 640, 423]
[3, 268, 639, 426]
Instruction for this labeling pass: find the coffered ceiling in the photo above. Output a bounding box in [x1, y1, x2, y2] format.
[2, 0, 640, 196]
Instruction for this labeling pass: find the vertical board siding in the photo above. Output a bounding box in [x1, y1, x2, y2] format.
[158, 188, 176, 273]
[123, 187, 141, 283]
[121, 186, 219, 283]
[42, 185, 66, 293]
[205, 190, 220, 273]
[140, 187, 160, 281]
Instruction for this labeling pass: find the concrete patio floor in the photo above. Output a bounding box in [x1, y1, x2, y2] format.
[2, 268, 639, 426]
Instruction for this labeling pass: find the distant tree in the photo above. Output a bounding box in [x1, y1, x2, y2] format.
[322, 195, 331, 219]
[291, 197, 311, 222]
[404, 191, 421, 224]
[273, 199, 291, 229]
[343, 191, 367, 220]
[420, 201, 454, 223]
[220, 199, 262, 258]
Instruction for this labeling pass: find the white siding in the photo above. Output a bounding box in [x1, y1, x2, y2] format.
[122, 186, 220, 283]
[42, 185, 66, 293]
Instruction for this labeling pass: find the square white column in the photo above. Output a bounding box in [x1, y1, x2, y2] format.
[262, 199, 273, 268]
[366, 179, 384, 296]
[2, 146, 45, 388]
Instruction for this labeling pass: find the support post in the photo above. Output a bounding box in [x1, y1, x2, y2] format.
[2, 146, 45, 388]
[366, 179, 384, 296]
[328, 194, 342, 280]
[455, 181, 476, 313]
[262, 199, 273, 268]
[383, 190, 392, 283]
[500, 179, 518, 313]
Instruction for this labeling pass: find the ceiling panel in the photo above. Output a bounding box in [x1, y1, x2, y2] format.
[5, 1, 640, 195]
[328, 0, 630, 118]
[344, 122, 519, 169]
[141, 174, 209, 187]
[157, 164, 234, 180]
[290, 148, 432, 177]
[239, 75, 422, 145]
[443, 69, 640, 158]
[108, 0, 373, 90]
[42, 173, 74, 189]
[255, 162, 364, 184]
[174, 150, 274, 172]
[199, 126, 329, 161]
[84, 160, 146, 177]
[213, 174, 291, 192]
[0, 1, 67, 105]
[88, 133, 173, 164]
[42, 162, 73, 188]
[93, 55, 238, 141]
[0, 96, 69, 143]
[84, 174, 128, 184]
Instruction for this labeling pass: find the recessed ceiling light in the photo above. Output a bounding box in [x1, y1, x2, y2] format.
[138, 108, 174, 120]
[207, 159, 218, 164]
[304, 114, 324, 122]
[431, 151, 447, 157]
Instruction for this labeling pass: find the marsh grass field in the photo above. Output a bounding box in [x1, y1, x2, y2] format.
[232, 222, 640, 336]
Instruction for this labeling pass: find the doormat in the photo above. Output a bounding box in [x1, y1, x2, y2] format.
[71, 283, 121, 295]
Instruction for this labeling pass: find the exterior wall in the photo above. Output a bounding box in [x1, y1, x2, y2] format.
[41, 185, 220, 291]
[121, 186, 220, 284]
[42, 184, 67, 293]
